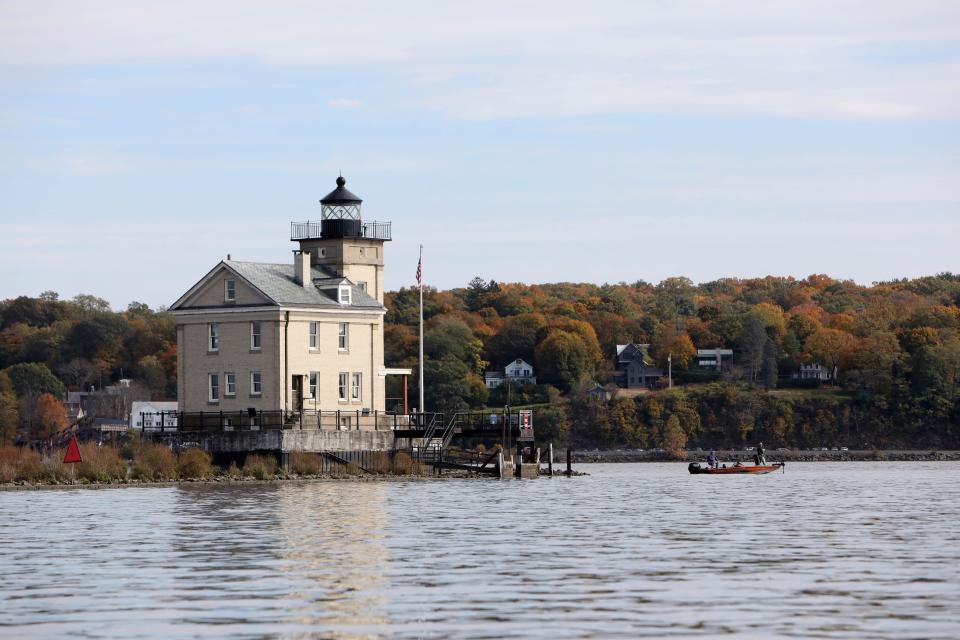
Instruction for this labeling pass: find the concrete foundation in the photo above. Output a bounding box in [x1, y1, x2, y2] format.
[198, 429, 396, 453]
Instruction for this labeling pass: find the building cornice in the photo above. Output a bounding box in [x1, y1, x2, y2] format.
[172, 305, 385, 318]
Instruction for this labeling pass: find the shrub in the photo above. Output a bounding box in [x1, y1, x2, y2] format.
[243, 454, 277, 480]
[290, 452, 321, 476]
[226, 461, 242, 478]
[177, 448, 214, 479]
[77, 444, 127, 482]
[132, 443, 178, 481]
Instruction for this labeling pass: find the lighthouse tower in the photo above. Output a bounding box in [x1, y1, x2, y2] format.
[290, 176, 391, 303]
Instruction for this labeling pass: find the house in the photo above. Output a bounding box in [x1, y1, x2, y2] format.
[169, 176, 392, 418]
[795, 363, 834, 381]
[130, 401, 179, 431]
[588, 382, 610, 402]
[695, 348, 733, 371]
[615, 343, 663, 388]
[485, 358, 537, 389]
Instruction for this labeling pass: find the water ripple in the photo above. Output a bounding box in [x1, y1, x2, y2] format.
[1, 463, 958, 638]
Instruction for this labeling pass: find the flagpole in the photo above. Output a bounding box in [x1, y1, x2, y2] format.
[418, 244, 425, 416]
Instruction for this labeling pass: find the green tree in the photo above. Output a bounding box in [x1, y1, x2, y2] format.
[0, 372, 18, 444]
[534, 330, 598, 392]
[425, 316, 486, 374]
[485, 313, 547, 366]
[424, 356, 488, 414]
[3, 362, 66, 398]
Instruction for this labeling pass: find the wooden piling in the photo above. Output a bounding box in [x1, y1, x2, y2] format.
[548, 443, 554, 476]
[566, 448, 572, 476]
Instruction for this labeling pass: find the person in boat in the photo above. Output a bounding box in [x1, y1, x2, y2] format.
[707, 451, 718, 468]
[755, 442, 766, 466]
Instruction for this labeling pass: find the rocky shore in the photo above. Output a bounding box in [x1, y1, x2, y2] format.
[569, 449, 960, 463]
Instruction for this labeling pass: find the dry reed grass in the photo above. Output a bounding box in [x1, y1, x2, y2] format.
[242, 454, 278, 480]
[177, 448, 214, 479]
[132, 443, 178, 481]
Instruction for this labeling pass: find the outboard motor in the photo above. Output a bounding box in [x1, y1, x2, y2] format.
[688, 462, 702, 473]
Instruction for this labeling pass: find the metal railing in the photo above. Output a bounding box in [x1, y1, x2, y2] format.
[145, 410, 417, 434]
[290, 220, 392, 241]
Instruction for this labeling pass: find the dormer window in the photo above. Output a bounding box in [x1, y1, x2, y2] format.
[338, 285, 351, 305]
[224, 279, 236, 302]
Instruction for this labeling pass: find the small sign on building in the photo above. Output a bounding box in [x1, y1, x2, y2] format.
[518, 410, 534, 441]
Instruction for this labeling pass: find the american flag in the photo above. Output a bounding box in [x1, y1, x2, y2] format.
[415, 255, 422, 289]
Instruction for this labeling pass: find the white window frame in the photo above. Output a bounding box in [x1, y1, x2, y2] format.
[208, 323, 219, 351]
[250, 371, 262, 396]
[208, 373, 220, 402]
[338, 372, 348, 402]
[338, 322, 349, 351]
[224, 279, 236, 302]
[338, 285, 351, 305]
[250, 321, 261, 350]
[309, 321, 318, 350]
[309, 372, 319, 399]
[351, 372, 362, 402]
[225, 372, 236, 396]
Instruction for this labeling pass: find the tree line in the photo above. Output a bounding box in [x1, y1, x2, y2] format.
[385, 273, 960, 449]
[2, 272, 960, 449]
[0, 292, 175, 442]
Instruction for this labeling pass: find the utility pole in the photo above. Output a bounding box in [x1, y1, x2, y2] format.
[668, 353, 673, 389]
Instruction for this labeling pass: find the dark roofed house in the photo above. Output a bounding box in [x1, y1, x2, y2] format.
[615, 343, 663, 389]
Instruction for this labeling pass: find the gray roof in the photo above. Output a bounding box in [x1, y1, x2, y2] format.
[223, 260, 384, 309]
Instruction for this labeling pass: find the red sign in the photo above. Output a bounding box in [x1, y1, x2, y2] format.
[63, 435, 82, 464]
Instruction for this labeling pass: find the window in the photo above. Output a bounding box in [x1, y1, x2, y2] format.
[309, 372, 319, 399]
[225, 372, 236, 396]
[357, 281, 367, 293]
[208, 373, 220, 402]
[250, 321, 261, 350]
[351, 373, 362, 402]
[250, 371, 262, 396]
[309, 321, 318, 349]
[224, 279, 236, 301]
[338, 285, 351, 305]
[338, 372, 348, 402]
[338, 323, 348, 350]
[208, 323, 219, 351]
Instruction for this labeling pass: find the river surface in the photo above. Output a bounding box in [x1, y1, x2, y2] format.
[1, 462, 959, 639]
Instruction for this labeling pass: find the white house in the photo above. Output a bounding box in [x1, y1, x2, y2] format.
[485, 358, 537, 389]
[795, 363, 834, 381]
[695, 348, 733, 371]
[130, 401, 179, 431]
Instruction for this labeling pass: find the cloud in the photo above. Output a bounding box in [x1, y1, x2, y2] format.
[1, 1, 958, 120]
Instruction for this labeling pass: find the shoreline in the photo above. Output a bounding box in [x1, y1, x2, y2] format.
[0, 473, 469, 491]
[569, 449, 960, 463]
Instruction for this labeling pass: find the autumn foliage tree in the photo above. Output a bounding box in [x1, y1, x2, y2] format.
[33, 393, 66, 439]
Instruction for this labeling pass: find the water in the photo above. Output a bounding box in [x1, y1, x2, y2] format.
[1, 462, 959, 639]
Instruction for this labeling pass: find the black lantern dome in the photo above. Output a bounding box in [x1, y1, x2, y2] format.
[319, 176, 362, 237]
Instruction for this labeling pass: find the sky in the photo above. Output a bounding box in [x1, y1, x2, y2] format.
[1, 1, 959, 309]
